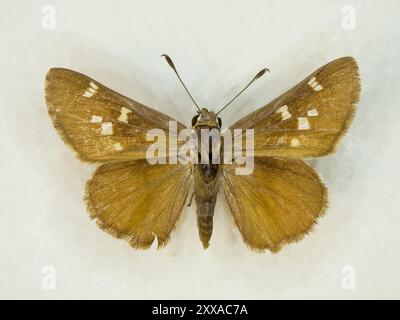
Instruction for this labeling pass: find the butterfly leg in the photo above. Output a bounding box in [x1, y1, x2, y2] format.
[187, 191, 195, 207]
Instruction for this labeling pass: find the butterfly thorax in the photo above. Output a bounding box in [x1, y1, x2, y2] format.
[192, 108, 222, 248]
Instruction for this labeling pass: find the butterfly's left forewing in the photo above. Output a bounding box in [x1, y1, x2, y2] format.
[46, 68, 185, 162]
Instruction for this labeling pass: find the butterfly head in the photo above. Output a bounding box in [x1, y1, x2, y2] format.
[192, 108, 222, 128]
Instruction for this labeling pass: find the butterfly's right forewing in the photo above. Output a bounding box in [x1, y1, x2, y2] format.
[230, 57, 360, 158]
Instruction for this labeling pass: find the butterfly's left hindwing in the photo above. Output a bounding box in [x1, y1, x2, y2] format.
[86, 160, 191, 248]
[45, 68, 185, 162]
[230, 57, 360, 158]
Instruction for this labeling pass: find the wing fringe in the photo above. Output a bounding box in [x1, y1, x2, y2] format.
[322, 56, 361, 156]
[45, 69, 99, 163]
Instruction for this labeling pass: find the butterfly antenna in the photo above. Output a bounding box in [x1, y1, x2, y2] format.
[161, 54, 201, 112]
[216, 67, 269, 115]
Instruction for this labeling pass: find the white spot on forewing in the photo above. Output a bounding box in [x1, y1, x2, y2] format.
[314, 84, 323, 91]
[307, 108, 319, 117]
[297, 117, 310, 130]
[276, 105, 288, 113]
[100, 122, 113, 135]
[118, 107, 132, 123]
[83, 82, 98, 98]
[83, 91, 93, 98]
[90, 115, 103, 123]
[276, 105, 292, 121]
[307, 77, 316, 86]
[307, 77, 323, 91]
[291, 138, 300, 147]
[113, 142, 123, 151]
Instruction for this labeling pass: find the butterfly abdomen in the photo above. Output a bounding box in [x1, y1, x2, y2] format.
[197, 212, 214, 249]
[194, 162, 221, 249]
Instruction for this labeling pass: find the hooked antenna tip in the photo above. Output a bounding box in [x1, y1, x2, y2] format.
[161, 53, 201, 111]
[255, 68, 270, 80]
[161, 54, 175, 70]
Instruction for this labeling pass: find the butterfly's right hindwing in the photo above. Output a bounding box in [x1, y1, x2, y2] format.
[223, 157, 327, 252]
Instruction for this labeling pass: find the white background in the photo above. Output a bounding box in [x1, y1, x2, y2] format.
[1, 0, 399, 299]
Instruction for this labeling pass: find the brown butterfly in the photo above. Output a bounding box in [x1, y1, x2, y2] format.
[45, 55, 360, 252]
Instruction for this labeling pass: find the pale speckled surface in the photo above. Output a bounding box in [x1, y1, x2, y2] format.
[1, 0, 400, 299]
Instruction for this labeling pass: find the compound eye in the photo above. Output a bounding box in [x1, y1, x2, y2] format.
[191, 115, 199, 127]
[218, 117, 222, 127]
